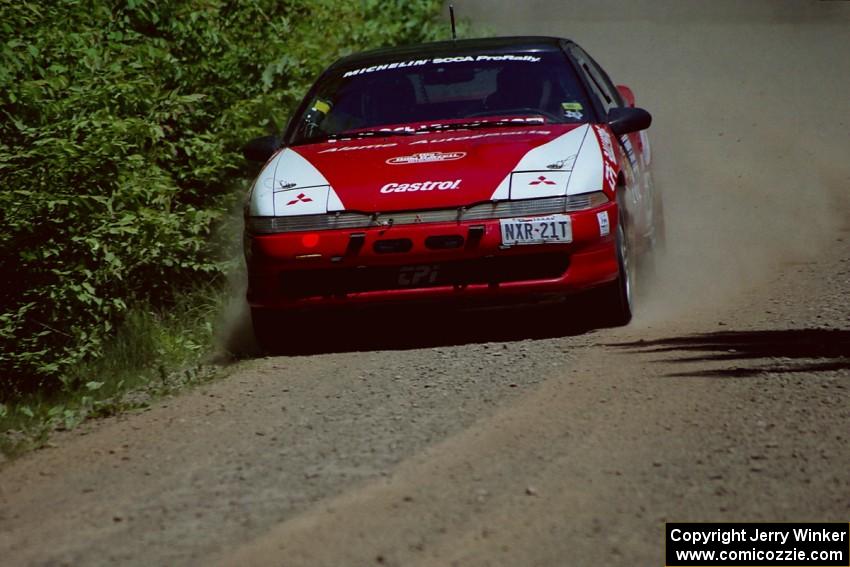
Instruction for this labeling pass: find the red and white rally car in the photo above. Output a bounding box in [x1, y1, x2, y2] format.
[243, 36, 660, 347]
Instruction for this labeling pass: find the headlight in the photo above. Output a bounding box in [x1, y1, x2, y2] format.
[246, 213, 374, 234]
[563, 191, 609, 211]
[246, 192, 609, 234]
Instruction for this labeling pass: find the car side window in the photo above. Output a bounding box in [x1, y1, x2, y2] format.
[566, 44, 623, 113]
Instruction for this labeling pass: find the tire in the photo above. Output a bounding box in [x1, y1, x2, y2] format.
[599, 217, 634, 326]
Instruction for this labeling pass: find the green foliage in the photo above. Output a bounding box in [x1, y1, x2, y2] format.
[0, 0, 445, 398]
[0, 286, 226, 457]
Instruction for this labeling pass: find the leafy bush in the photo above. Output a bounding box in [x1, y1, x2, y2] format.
[0, 285, 227, 457]
[0, 0, 445, 398]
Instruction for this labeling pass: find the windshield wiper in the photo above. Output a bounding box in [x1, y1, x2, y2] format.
[327, 129, 418, 141]
[411, 118, 556, 134]
[307, 117, 556, 144]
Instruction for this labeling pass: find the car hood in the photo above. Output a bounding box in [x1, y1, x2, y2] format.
[248, 123, 605, 216]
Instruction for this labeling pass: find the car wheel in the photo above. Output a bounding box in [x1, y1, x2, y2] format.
[599, 217, 634, 326]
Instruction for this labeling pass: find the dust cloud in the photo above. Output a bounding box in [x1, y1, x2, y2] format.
[460, 0, 850, 323]
[212, 199, 259, 359]
[215, 265, 257, 358]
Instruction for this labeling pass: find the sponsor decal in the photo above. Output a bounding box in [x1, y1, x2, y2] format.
[597, 211, 610, 237]
[343, 59, 429, 78]
[433, 54, 541, 64]
[562, 103, 584, 121]
[596, 126, 619, 189]
[386, 151, 466, 165]
[343, 54, 541, 77]
[529, 175, 556, 186]
[398, 265, 439, 286]
[408, 129, 551, 145]
[278, 181, 297, 190]
[604, 162, 617, 189]
[596, 126, 616, 163]
[286, 193, 313, 206]
[318, 142, 398, 154]
[380, 179, 461, 194]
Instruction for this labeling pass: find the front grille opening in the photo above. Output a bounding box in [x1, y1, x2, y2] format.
[373, 238, 413, 254]
[425, 235, 465, 250]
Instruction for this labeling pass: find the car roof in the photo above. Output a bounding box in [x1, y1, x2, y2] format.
[329, 36, 571, 71]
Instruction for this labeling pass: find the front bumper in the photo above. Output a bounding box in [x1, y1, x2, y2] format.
[246, 202, 620, 310]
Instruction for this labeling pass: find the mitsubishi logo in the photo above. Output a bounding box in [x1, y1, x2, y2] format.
[286, 193, 313, 206]
[529, 175, 556, 186]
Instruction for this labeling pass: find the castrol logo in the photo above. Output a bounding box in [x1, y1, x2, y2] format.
[380, 179, 462, 193]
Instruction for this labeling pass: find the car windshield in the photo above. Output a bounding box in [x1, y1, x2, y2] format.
[290, 51, 593, 145]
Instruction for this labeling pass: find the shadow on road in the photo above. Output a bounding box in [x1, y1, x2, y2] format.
[611, 329, 850, 377]
[233, 298, 610, 358]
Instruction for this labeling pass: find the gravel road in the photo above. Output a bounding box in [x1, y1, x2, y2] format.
[1, 1, 848, 565]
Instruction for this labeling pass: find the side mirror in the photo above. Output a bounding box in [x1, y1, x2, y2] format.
[616, 84, 636, 108]
[243, 135, 280, 163]
[607, 107, 652, 136]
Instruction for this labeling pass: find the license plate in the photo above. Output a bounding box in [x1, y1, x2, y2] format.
[500, 214, 572, 246]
